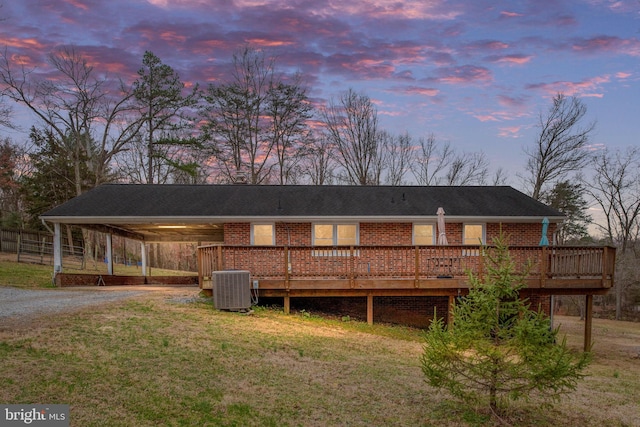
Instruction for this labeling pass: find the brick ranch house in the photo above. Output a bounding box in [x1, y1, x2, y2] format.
[41, 184, 615, 349]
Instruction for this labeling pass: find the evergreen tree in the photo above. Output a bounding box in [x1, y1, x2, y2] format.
[421, 233, 591, 416]
[132, 51, 200, 184]
[20, 127, 97, 228]
[543, 181, 592, 244]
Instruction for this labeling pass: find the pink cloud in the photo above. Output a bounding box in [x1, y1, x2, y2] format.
[435, 65, 492, 85]
[397, 86, 440, 97]
[615, 72, 631, 79]
[63, 0, 90, 11]
[159, 31, 188, 44]
[526, 75, 611, 97]
[466, 40, 509, 51]
[309, 0, 463, 21]
[473, 114, 500, 122]
[0, 37, 47, 50]
[500, 11, 523, 18]
[472, 109, 528, 123]
[245, 38, 295, 48]
[487, 54, 533, 65]
[498, 126, 523, 138]
[572, 36, 640, 56]
[497, 95, 529, 109]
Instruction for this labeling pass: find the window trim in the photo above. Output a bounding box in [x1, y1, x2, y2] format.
[312, 223, 359, 247]
[413, 223, 436, 245]
[251, 223, 275, 246]
[463, 223, 485, 246]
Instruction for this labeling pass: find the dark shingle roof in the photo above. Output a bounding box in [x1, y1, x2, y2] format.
[41, 184, 563, 220]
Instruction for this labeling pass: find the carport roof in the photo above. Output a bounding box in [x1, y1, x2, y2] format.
[40, 184, 563, 242]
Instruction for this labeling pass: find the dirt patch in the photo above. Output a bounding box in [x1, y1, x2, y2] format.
[555, 315, 640, 359]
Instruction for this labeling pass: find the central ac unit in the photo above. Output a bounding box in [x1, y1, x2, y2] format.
[212, 270, 251, 311]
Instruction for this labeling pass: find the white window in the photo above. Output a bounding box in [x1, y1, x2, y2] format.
[252, 224, 274, 246]
[463, 224, 485, 245]
[313, 224, 358, 246]
[413, 224, 435, 245]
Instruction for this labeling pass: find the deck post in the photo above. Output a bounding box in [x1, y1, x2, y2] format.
[284, 294, 290, 315]
[106, 233, 113, 275]
[53, 223, 63, 275]
[367, 294, 374, 325]
[447, 295, 455, 329]
[414, 246, 420, 287]
[349, 246, 355, 288]
[584, 294, 593, 352]
[540, 246, 547, 288]
[140, 242, 148, 277]
[284, 246, 290, 290]
[216, 245, 223, 270]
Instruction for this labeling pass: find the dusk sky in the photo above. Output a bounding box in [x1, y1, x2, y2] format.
[1, 0, 638, 184]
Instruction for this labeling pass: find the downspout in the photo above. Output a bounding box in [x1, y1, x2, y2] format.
[41, 218, 54, 234]
[42, 219, 63, 283]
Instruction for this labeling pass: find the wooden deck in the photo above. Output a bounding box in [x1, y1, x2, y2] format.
[197, 244, 616, 297]
[197, 244, 615, 351]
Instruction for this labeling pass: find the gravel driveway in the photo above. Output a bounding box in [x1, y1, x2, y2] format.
[0, 286, 149, 320]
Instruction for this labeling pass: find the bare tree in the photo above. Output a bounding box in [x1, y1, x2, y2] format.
[0, 46, 141, 193]
[379, 131, 414, 185]
[412, 134, 452, 185]
[114, 130, 200, 184]
[524, 93, 595, 200]
[301, 134, 336, 185]
[583, 147, 640, 319]
[412, 134, 489, 185]
[490, 168, 509, 186]
[321, 88, 382, 185]
[267, 74, 313, 184]
[445, 151, 489, 185]
[0, 82, 12, 128]
[202, 47, 311, 184]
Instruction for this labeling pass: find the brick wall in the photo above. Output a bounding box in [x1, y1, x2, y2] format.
[223, 221, 552, 247]
[359, 223, 412, 245]
[260, 294, 551, 329]
[374, 296, 450, 328]
[276, 223, 311, 246]
[55, 273, 198, 287]
[224, 223, 250, 245]
[267, 295, 450, 328]
[526, 294, 552, 316]
[487, 223, 557, 246]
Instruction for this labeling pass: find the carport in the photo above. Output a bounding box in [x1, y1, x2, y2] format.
[40, 185, 225, 284]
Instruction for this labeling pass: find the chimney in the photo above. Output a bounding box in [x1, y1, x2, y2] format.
[234, 171, 248, 184]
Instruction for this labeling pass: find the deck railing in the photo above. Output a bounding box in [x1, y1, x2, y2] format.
[198, 244, 616, 288]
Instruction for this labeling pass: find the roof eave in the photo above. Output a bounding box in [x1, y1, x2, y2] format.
[40, 215, 566, 224]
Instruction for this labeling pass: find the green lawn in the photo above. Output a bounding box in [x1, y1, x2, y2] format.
[1, 261, 639, 426]
[0, 257, 195, 288]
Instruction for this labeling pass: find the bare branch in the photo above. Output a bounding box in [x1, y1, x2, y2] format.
[524, 93, 595, 200]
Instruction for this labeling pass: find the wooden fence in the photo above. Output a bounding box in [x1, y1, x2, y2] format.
[0, 227, 85, 269]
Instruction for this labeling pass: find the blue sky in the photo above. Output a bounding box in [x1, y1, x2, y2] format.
[1, 0, 638, 185]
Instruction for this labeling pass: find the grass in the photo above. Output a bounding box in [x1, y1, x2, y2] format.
[0, 254, 195, 289]
[1, 261, 639, 426]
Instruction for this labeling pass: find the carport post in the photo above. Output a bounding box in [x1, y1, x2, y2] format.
[53, 223, 63, 274]
[106, 233, 114, 275]
[141, 242, 148, 277]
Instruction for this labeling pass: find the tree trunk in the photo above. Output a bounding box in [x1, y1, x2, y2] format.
[490, 363, 498, 412]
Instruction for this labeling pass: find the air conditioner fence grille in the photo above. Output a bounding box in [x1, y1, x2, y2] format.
[212, 270, 251, 310]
